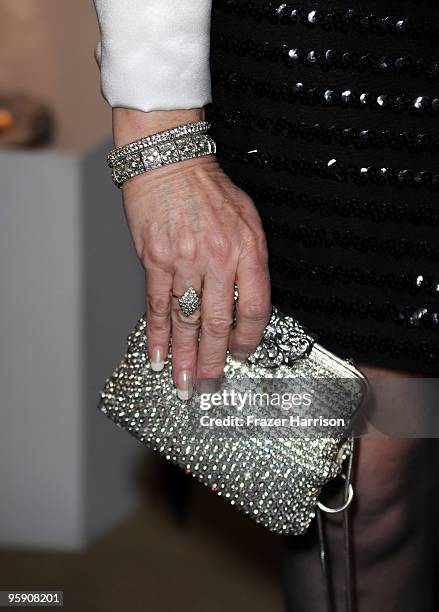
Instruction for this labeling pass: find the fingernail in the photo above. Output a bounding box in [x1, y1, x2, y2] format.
[177, 371, 193, 401]
[150, 346, 164, 372]
[197, 378, 221, 394]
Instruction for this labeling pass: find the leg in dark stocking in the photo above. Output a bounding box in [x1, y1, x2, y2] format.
[282, 366, 437, 612]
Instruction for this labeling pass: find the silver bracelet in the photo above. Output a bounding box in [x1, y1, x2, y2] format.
[107, 120, 211, 168]
[110, 132, 217, 188]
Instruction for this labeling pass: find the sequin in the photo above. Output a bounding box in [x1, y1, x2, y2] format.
[209, 0, 439, 373]
[288, 48, 299, 60]
[216, 2, 439, 43]
[269, 253, 439, 298]
[414, 95, 427, 109]
[217, 139, 439, 193]
[276, 3, 288, 15]
[325, 49, 335, 63]
[408, 307, 428, 325]
[213, 69, 439, 116]
[261, 214, 439, 262]
[298, 323, 439, 365]
[270, 285, 439, 331]
[307, 9, 317, 24]
[212, 33, 439, 81]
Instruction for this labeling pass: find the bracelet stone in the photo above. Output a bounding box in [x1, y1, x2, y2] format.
[107, 120, 211, 168]
[110, 132, 217, 188]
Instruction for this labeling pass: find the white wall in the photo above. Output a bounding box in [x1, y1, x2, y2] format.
[0, 143, 145, 549]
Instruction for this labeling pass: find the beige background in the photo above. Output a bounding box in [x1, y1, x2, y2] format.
[0, 0, 111, 150]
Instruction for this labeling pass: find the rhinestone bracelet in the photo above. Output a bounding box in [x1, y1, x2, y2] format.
[110, 132, 217, 188]
[107, 120, 211, 167]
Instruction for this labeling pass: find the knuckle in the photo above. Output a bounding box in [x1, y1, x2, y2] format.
[197, 359, 225, 381]
[230, 335, 261, 358]
[204, 316, 233, 338]
[241, 298, 271, 323]
[147, 296, 171, 317]
[208, 232, 232, 260]
[176, 233, 197, 262]
[146, 241, 172, 268]
[244, 235, 268, 261]
[232, 186, 254, 208]
[174, 308, 201, 329]
[148, 320, 169, 335]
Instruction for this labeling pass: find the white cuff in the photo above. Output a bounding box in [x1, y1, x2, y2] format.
[93, 0, 212, 112]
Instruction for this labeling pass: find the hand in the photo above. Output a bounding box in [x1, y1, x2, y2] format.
[114, 108, 271, 399]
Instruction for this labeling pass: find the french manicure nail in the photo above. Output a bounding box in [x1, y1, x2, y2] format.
[177, 370, 192, 401]
[150, 346, 164, 372]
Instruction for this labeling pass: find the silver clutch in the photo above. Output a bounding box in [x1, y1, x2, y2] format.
[98, 306, 368, 535]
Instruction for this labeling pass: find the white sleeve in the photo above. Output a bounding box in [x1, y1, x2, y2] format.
[93, 0, 212, 112]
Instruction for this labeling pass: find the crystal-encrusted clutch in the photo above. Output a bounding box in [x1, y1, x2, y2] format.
[98, 307, 368, 535]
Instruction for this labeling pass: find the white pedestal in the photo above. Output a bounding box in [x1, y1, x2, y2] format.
[0, 141, 145, 550]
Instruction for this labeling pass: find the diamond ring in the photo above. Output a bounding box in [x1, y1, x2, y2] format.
[173, 286, 201, 317]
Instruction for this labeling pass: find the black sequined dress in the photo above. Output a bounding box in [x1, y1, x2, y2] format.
[205, 0, 439, 374]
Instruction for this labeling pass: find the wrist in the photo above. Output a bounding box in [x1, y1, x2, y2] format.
[112, 107, 205, 147]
